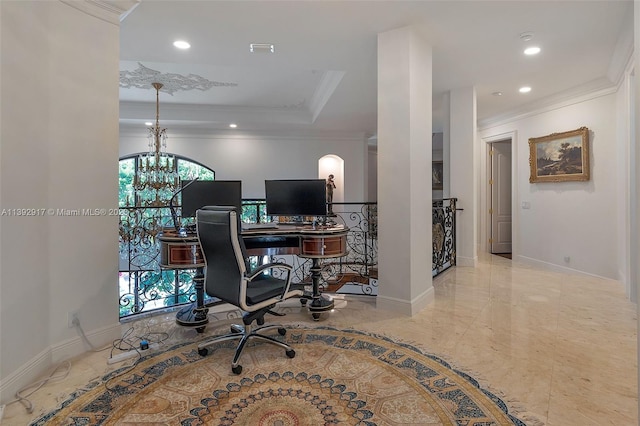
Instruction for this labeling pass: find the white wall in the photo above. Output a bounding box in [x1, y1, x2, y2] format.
[0, 1, 122, 401]
[367, 147, 378, 202]
[479, 90, 620, 280]
[120, 130, 368, 202]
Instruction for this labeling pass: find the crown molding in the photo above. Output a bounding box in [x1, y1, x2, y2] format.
[480, 11, 634, 132]
[120, 100, 312, 125]
[119, 124, 366, 142]
[479, 77, 617, 130]
[60, 0, 140, 25]
[309, 71, 346, 123]
[607, 7, 635, 85]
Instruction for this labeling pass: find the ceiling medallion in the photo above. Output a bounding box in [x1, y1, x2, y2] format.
[119, 62, 238, 95]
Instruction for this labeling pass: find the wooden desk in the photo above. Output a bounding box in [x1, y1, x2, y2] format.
[158, 230, 209, 330]
[243, 224, 349, 320]
[160, 224, 349, 329]
[242, 224, 348, 257]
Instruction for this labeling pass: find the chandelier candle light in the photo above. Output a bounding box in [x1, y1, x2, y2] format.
[133, 82, 178, 207]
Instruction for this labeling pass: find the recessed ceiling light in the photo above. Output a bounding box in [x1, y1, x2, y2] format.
[229, 123, 237, 128]
[145, 121, 153, 126]
[524, 46, 541, 55]
[173, 40, 191, 49]
[492, 91, 503, 96]
[519, 86, 532, 93]
[249, 43, 275, 53]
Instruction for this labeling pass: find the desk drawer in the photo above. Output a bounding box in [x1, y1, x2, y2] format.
[243, 236, 300, 256]
[159, 233, 205, 269]
[301, 235, 346, 257]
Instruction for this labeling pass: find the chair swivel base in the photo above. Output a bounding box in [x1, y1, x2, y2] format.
[197, 324, 295, 374]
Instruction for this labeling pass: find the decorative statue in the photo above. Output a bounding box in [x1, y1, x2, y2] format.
[326, 174, 336, 215]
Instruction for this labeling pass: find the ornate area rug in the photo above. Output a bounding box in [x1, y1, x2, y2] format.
[32, 327, 526, 425]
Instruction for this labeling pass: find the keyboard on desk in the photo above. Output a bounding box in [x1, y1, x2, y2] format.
[242, 222, 280, 230]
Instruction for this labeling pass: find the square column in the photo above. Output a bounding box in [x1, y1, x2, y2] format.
[377, 26, 433, 315]
[449, 87, 478, 267]
[634, 0, 640, 420]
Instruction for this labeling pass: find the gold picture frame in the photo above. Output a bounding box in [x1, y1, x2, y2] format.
[528, 127, 590, 183]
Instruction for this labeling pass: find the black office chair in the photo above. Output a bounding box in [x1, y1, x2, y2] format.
[195, 206, 303, 374]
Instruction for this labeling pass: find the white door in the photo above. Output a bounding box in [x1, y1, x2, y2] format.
[490, 141, 512, 253]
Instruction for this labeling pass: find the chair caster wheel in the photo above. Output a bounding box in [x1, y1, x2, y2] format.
[278, 327, 286, 336]
[300, 299, 307, 306]
[312, 313, 321, 321]
[286, 349, 295, 358]
[196, 327, 206, 334]
[232, 365, 243, 375]
[198, 348, 209, 357]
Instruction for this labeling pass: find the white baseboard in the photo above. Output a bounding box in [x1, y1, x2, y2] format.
[52, 322, 121, 364]
[0, 322, 121, 405]
[515, 255, 618, 282]
[456, 255, 478, 267]
[376, 286, 434, 316]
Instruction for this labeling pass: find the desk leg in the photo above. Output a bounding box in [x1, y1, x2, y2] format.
[308, 258, 334, 320]
[175, 266, 209, 332]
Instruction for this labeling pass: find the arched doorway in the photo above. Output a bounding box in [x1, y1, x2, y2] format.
[319, 154, 344, 214]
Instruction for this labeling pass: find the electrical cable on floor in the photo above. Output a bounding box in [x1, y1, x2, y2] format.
[2, 320, 175, 418]
[1, 318, 108, 416]
[73, 318, 111, 352]
[3, 317, 105, 416]
[104, 357, 142, 391]
[111, 326, 137, 354]
[103, 324, 173, 391]
[109, 325, 170, 356]
[3, 361, 72, 415]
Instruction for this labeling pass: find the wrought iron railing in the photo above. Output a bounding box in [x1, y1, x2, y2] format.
[117, 201, 271, 317]
[118, 206, 197, 317]
[118, 199, 455, 319]
[432, 198, 457, 276]
[268, 202, 379, 297]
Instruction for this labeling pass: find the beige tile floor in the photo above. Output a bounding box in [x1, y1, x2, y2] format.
[3, 253, 637, 425]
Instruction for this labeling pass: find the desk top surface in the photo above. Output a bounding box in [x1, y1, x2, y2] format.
[159, 224, 349, 241]
[241, 223, 349, 236]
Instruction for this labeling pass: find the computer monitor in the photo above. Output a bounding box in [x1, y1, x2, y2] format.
[264, 179, 327, 217]
[180, 180, 242, 218]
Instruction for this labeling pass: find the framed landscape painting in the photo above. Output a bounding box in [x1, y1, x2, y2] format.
[528, 127, 590, 183]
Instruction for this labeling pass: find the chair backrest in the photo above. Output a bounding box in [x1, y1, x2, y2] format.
[196, 206, 247, 305]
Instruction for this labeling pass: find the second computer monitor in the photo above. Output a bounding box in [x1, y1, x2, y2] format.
[264, 179, 327, 218]
[180, 180, 242, 218]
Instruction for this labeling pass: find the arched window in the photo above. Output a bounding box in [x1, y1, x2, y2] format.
[119, 154, 215, 208]
[118, 154, 215, 318]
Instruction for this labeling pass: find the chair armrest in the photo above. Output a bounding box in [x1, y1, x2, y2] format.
[244, 262, 300, 306]
[247, 262, 293, 281]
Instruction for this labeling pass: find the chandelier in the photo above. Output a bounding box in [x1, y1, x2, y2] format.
[133, 82, 178, 207]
